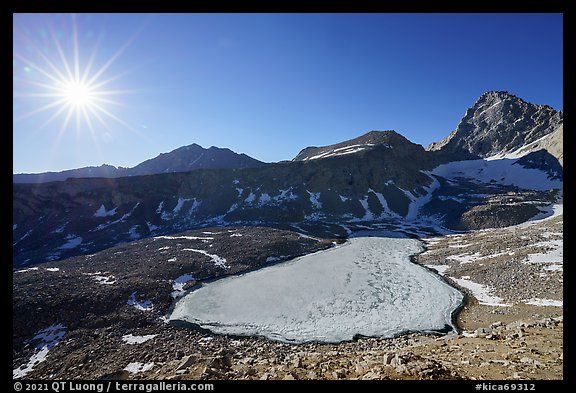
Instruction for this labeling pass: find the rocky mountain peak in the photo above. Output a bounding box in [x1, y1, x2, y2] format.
[427, 91, 562, 159]
[293, 130, 421, 161]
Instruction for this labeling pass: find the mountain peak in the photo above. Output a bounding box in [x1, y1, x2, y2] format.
[427, 91, 562, 159]
[292, 130, 422, 161]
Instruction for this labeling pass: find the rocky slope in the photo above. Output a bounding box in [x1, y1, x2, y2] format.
[427, 91, 562, 160]
[13, 214, 563, 380]
[13, 143, 266, 184]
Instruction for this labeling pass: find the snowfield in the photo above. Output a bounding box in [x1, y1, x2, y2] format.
[169, 233, 463, 343]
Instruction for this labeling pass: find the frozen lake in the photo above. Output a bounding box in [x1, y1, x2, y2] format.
[168, 232, 464, 343]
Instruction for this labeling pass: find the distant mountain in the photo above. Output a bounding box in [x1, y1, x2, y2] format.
[427, 91, 563, 160]
[13, 144, 266, 184]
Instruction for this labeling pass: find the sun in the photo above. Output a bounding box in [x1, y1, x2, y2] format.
[13, 14, 139, 140]
[61, 80, 95, 108]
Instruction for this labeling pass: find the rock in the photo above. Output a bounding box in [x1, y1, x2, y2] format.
[474, 327, 493, 338]
[283, 373, 296, 380]
[306, 371, 317, 379]
[520, 357, 533, 365]
[383, 353, 393, 365]
[332, 369, 346, 379]
[361, 371, 380, 380]
[355, 361, 369, 373]
[176, 355, 197, 371]
[292, 356, 302, 368]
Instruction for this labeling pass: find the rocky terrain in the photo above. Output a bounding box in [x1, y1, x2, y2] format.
[13, 212, 563, 380]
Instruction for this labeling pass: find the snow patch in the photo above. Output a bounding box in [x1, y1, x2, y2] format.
[183, 248, 228, 269]
[307, 191, 322, 209]
[13, 324, 67, 379]
[58, 235, 83, 250]
[156, 235, 213, 241]
[452, 277, 510, 307]
[171, 273, 195, 298]
[523, 298, 563, 307]
[15, 267, 39, 273]
[124, 362, 154, 374]
[127, 292, 153, 311]
[122, 334, 157, 344]
[94, 204, 118, 217]
[431, 158, 562, 191]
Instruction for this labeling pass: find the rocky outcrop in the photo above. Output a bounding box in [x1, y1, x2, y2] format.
[427, 91, 562, 160]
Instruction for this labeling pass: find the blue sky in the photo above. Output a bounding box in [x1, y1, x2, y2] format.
[13, 13, 563, 174]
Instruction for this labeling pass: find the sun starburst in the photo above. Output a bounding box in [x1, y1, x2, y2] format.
[13, 14, 141, 147]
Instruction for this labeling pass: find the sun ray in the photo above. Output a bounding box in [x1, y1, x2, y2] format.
[14, 13, 141, 148]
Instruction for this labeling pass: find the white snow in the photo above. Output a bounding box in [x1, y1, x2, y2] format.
[13, 224, 17, 231]
[402, 174, 441, 220]
[155, 235, 213, 241]
[58, 235, 82, 250]
[523, 239, 563, 265]
[307, 191, 322, 209]
[523, 298, 563, 307]
[46, 268, 60, 272]
[452, 277, 510, 307]
[127, 292, 153, 311]
[15, 267, 39, 273]
[96, 203, 140, 230]
[172, 197, 190, 214]
[94, 204, 118, 217]
[425, 264, 451, 275]
[230, 233, 243, 237]
[182, 248, 228, 269]
[92, 275, 117, 285]
[13, 324, 67, 379]
[430, 158, 562, 191]
[259, 193, 272, 206]
[169, 234, 463, 343]
[128, 225, 140, 240]
[339, 195, 350, 202]
[303, 144, 378, 160]
[147, 222, 160, 232]
[124, 362, 154, 373]
[171, 273, 195, 298]
[121, 334, 157, 344]
[244, 192, 256, 204]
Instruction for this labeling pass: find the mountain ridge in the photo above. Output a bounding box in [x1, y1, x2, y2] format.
[13, 143, 267, 184]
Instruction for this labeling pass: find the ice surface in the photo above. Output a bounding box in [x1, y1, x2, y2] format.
[169, 234, 463, 343]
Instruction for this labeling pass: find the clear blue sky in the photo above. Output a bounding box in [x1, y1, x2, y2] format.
[13, 13, 563, 174]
